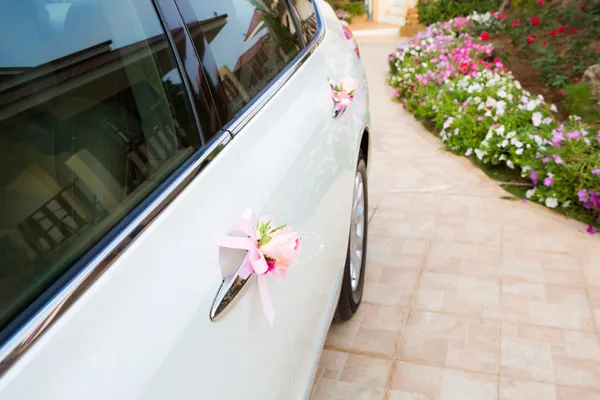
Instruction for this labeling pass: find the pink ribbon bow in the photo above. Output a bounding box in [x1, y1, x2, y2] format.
[215, 209, 300, 326]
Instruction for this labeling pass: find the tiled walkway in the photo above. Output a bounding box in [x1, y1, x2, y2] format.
[310, 36, 600, 399]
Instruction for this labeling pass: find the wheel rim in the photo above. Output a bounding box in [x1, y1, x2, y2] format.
[349, 171, 365, 292]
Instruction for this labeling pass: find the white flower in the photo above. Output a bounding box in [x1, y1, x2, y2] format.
[498, 89, 507, 98]
[562, 201, 571, 208]
[507, 94, 514, 102]
[486, 97, 497, 107]
[473, 96, 482, 104]
[574, 115, 582, 121]
[542, 117, 553, 125]
[478, 103, 485, 111]
[453, 128, 460, 135]
[465, 148, 473, 156]
[522, 166, 531, 172]
[526, 100, 538, 111]
[475, 149, 486, 160]
[532, 112, 543, 127]
[516, 148, 524, 155]
[526, 188, 537, 198]
[550, 104, 558, 112]
[515, 81, 522, 89]
[545, 197, 559, 208]
[499, 154, 506, 161]
[485, 110, 492, 117]
[506, 160, 515, 169]
[501, 139, 508, 147]
[496, 126, 505, 136]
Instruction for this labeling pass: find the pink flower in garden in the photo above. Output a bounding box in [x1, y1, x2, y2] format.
[531, 17, 540, 26]
[558, 90, 565, 95]
[481, 32, 490, 41]
[477, 116, 485, 121]
[538, 0, 544, 5]
[587, 225, 597, 235]
[542, 157, 551, 163]
[592, 168, 600, 175]
[512, 19, 519, 27]
[559, 26, 567, 33]
[544, 175, 554, 187]
[552, 131, 564, 146]
[498, 13, 507, 21]
[578, 189, 589, 202]
[490, 10, 496, 15]
[567, 131, 582, 139]
[530, 170, 539, 184]
[552, 155, 563, 164]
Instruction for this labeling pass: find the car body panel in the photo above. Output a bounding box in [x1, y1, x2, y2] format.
[0, 1, 370, 399]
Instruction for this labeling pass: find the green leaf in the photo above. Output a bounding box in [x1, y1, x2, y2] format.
[259, 235, 272, 247]
[270, 223, 287, 233]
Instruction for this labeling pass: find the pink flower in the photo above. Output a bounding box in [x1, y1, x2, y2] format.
[530, 170, 539, 184]
[539, 0, 544, 5]
[261, 226, 301, 271]
[477, 116, 485, 121]
[544, 175, 554, 187]
[552, 155, 563, 164]
[542, 157, 551, 164]
[587, 225, 597, 235]
[512, 19, 520, 27]
[481, 32, 490, 41]
[592, 168, 600, 175]
[531, 17, 540, 26]
[567, 131, 581, 139]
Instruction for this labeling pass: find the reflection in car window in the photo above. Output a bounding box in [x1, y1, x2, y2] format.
[0, 0, 202, 331]
[181, 0, 301, 115]
[290, 0, 317, 44]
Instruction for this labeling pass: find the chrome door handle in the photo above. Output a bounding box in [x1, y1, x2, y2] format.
[332, 104, 346, 119]
[210, 256, 253, 321]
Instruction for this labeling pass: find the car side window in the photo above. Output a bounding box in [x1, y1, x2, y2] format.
[0, 0, 204, 331]
[179, 0, 302, 115]
[289, 0, 317, 44]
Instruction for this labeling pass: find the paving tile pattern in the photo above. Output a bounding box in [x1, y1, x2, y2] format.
[311, 37, 600, 399]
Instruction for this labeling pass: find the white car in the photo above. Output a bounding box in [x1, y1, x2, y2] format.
[0, 0, 369, 398]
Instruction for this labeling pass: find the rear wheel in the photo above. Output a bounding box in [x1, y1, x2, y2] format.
[335, 153, 368, 321]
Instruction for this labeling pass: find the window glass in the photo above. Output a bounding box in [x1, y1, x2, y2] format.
[182, 0, 301, 115]
[0, 0, 202, 330]
[290, 0, 317, 43]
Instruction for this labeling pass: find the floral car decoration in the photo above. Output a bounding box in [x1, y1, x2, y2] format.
[329, 78, 356, 113]
[216, 209, 300, 325]
[388, 12, 600, 233]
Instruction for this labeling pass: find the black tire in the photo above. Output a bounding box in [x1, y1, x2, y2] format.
[335, 153, 368, 321]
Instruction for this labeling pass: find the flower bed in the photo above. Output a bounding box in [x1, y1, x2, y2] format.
[388, 15, 600, 233]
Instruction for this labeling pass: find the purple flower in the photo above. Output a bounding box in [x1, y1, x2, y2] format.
[552, 131, 564, 147]
[592, 168, 600, 175]
[578, 189, 589, 202]
[542, 157, 551, 164]
[530, 170, 539, 184]
[535, 152, 542, 159]
[552, 155, 563, 164]
[567, 131, 581, 140]
[544, 175, 554, 187]
[587, 225, 597, 235]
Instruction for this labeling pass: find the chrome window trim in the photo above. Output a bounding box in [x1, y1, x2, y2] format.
[226, 0, 326, 136]
[0, 0, 326, 380]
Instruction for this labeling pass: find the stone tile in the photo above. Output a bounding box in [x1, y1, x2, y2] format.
[387, 212, 437, 239]
[499, 378, 557, 400]
[363, 268, 418, 306]
[434, 216, 502, 246]
[349, 304, 408, 357]
[316, 349, 348, 380]
[425, 241, 502, 278]
[367, 237, 429, 270]
[338, 354, 393, 387]
[500, 246, 583, 287]
[501, 282, 594, 331]
[438, 195, 502, 219]
[415, 272, 500, 319]
[399, 311, 499, 374]
[325, 312, 363, 350]
[389, 362, 497, 400]
[500, 322, 600, 390]
[310, 379, 386, 400]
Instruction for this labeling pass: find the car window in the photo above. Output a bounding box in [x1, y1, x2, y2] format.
[179, 0, 302, 115]
[0, 0, 204, 331]
[289, 0, 317, 44]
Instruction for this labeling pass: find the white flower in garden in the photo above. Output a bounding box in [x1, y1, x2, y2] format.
[499, 154, 506, 161]
[507, 160, 515, 169]
[526, 100, 538, 111]
[574, 115, 582, 121]
[473, 97, 482, 104]
[465, 148, 473, 156]
[562, 201, 571, 208]
[501, 139, 508, 147]
[498, 89, 507, 98]
[514, 141, 523, 148]
[485, 110, 492, 117]
[486, 97, 497, 107]
[507, 94, 514, 102]
[478, 103, 485, 111]
[496, 125, 505, 136]
[550, 104, 557, 112]
[526, 188, 537, 198]
[522, 166, 531, 172]
[516, 148, 524, 155]
[515, 81, 522, 89]
[532, 112, 543, 127]
[453, 128, 460, 135]
[475, 149, 486, 160]
[545, 197, 559, 208]
[542, 117, 552, 125]
[493, 116, 499, 121]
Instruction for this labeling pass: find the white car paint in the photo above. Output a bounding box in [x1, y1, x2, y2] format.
[0, 1, 370, 399]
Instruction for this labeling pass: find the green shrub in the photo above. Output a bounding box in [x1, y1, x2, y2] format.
[417, 0, 501, 26]
[563, 83, 600, 125]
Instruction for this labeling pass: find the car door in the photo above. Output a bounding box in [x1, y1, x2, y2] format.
[0, 0, 277, 399]
[139, 0, 369, 399]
